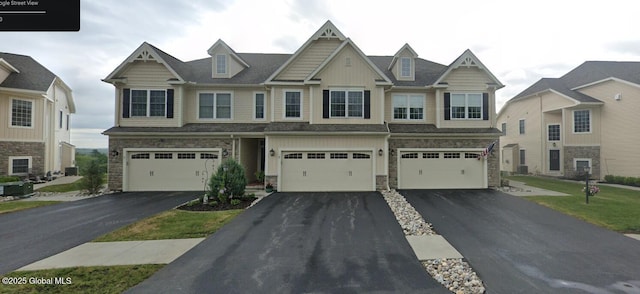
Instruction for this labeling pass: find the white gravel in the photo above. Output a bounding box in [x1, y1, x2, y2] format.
[381, 189, 486, 294]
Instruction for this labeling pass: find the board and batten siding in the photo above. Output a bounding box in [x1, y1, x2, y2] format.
[384, 91, 436, 124]
[276, 39, 342, 81]
[0, 94, 45, 142]
[562, 106, 601, 146]
[438, 67, 495, 128]
[183, 88, 268, 123]
[272, 87, 310, 122]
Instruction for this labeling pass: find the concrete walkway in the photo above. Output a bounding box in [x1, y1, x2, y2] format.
[33, 176, 82, 190]
[499, 180, 569, 196]
[406, 235, 463, 260]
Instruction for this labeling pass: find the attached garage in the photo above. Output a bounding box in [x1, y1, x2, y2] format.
[398, 149, 486, 189]
[125, 149, 219, 191]
[279, 151, 375, 192]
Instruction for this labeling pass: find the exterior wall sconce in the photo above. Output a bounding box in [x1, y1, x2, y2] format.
[552, 142, 557, 147]
[378, 149, 383, 156]
[222, 149, 229, 157]
[269, 149, 275, 156]
[390, 149, 395, 156]
[110, 150, 119, 157]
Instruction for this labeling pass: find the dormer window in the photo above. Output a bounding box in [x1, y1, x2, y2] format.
[400, 57, 411, 77]
[216, 54, 227, 74]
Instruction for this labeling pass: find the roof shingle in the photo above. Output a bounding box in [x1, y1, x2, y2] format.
[0, 52, 57, 92]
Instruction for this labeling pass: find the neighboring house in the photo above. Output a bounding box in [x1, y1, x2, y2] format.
[498, 61, 640, 180]
[0, 52, 76, 178]
[103, 21, 503, 192]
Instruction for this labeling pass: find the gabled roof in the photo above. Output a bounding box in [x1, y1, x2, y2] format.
[207, 39, 250, 68]
[0, 52, 57, 92]
[370, 56, 447, 87]
[103, 42, 185, 83]
[0, 58, 20, 73]
[561, 61, 640, 89]
[388, 43, 418, 71]
[511, 78, 602, 103]
[434, 49, 504, 88]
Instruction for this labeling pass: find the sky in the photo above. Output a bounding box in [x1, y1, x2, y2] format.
[1, 0, 639, 148]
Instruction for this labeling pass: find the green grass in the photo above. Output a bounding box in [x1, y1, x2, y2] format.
[507, 175, 640, 233]
[0, 201, 61, 214]
[35, 180, 83, 193]
[94, 209, 243, 241]
[0, 265, 163, 294]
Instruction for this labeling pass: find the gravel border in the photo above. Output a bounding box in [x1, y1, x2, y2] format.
[381, 189, 486, 294]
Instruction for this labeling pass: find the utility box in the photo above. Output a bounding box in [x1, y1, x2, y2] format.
[0, 182, 34, 197]
[65, 167, 78, 176]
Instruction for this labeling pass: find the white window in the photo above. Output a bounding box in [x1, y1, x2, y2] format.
[574, 158, 591, 172]
[501, 122, 507, 136]
[254, 92, 265, 120]
[519, 119, 525, 134]
[330, 89, 363, 118]
[216, 54, 227, 74]
[548, 124, 560, 141]
[11, 99, 33, 127]
[66, 114, 70, 131]
[199, 92, 232, 119]
[519, 149, 526, 165]
[400, 57, 411, 77]
[393, 94, 424, 120]
[9, 156, 31, 175]
[59, 110, 63, 129]
[451, 93, 482, 119]
[130, 89, 166, 117]
[573, 109, 591, 133]
[284, 91, 302, 119]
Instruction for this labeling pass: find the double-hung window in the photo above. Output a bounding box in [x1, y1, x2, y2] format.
[10, 157, 30, 174]
[254, 92, 265, 120]
[130, 90, 166, 117]
[573, 109, 590, 133]
[199, 92, 232, 119]
[400, 57, 411, 77]
[330, 89, 363, 118]
[11, 99, 33, 127]
[548, 124, 560, 141]
[451, 93, 482, 119]
[393, 94, 424, 120]
[216, 55, 227, 74]
[284, 91, 302, 119]
[519, 119, 525, 134]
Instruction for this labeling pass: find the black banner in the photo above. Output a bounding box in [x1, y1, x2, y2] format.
[0, 0, 80, 31]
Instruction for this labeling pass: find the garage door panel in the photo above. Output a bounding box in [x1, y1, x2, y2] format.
[281, 151, 373, 192]
[127, 151, 218, 192]
[399, 151, 485, 189]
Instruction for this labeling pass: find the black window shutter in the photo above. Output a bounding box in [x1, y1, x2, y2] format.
[323, 90, 330, 118]
[122, 88, 130, 118]
[482, 93, 489, 121]
[364, 90, 371, 119]
[166, 89, 174, 118]
[444, 92, 450, 120]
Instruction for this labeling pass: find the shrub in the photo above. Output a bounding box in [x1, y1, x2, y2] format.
[207, 158, 247, 204]
[635, 177, 640, 187]
[614, 176, 626, 184]
[0, 176, 20, 183]
[80, 159, 104, 194]
[230, 199, 241, 206]
[624, 177, 636, 186]
[254, 170, 265, 184]
[604, 175, 614, 183]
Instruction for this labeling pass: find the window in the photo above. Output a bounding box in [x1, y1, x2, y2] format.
[519, 149, 526, 165]
[254, 93, 265, 120]
[178, 153, 196, 159]
[352, 153, 370, 159]
[307, 153, 325, 159]
[444, 152, 461, 159]
[66, 115, 70, 131]
[548, 125, 560, 141]
[11, 99, 32, 127]
[501, 122, 507, 136]
[330, 90, 363, 118]
[401, 153, 418, 159]
[216, 54, 227, 74]
[284, 153, 302, 159]
[131, 153, 150, 159]
[519, 119, 525, 134]
[10, 157, 30, 174]
[465, 153, 479, 159]
[424, 153, 439, 159]
[574, 159, 591, 171]
[400, 57, 411, 77]
[393, 94, 424, 120]
[200, 153, 218, 159]
[130, 90, 166, 117]
[199, 92, 232, 119]
[59, 110, 63, 129]
[330, 153, 348, 159]
[155, 153, 173, 159]
[284, 91, 301, 118]
[573, 110, 591, 133]
[451, 93, 482, 119]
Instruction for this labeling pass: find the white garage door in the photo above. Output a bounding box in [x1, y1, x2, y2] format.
[280, 151, 374, 192]
[126, 151, 219, 191]
[398, 150, 486, 189]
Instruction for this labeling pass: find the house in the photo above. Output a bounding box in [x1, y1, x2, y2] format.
[497, 61, 640, 180]
[102, 21, 503, 192]
[0, 52, 76, 178]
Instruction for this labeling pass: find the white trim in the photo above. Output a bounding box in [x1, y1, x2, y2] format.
[571, 77, 640, 91]
[391, 93, 426, 122]
[253, 91, 266, 121]
[449, 92, 484, 120]
[282, 89, 304, 120]
[434, 49, 504, 89]
[215, 54, 228, 75]
[573, 158, 592, 171]
[207, 39, 250, 68]
[127, 89, 168, 118]
[309, 86, 314, 123]
[396, 148, 487, 189]
[519, 118, 526, 135]
[0, 58, 20, 73]
[270, 87, 275, 122]
[328, 88, 365, 118]
[548, 149, 561, 173]
[547, 123, 561, 141]
[388, 43, 418, 71]
[103, 42, 184, 83]
[196, 91, 234, 120]
[9, 98, 35, 129]
[8, 156, 32, 175]
[519, 148, 526, 165]
[572, 109, 592, 134]
[399, 57, 412, 78]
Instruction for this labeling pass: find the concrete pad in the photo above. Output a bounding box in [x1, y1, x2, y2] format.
[500, 180, 569, 197]
[625, 234, 640, 241]
[18, 238, 205, 271]
[406, 235, 463, 260]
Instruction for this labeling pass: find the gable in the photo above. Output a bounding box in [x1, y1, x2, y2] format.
[435, 49, 503, 89]
[103, 42, 183, 83]
[441, 67, 494, 91]
[120, 61, 177, 87]
[311, 43, 387, 85]
[274, 38, 342, 81]
[208, 45, 247, 79]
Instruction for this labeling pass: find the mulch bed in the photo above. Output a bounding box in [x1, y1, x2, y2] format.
[177, 197, 257, 211]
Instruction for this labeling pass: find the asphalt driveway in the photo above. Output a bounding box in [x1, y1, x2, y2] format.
[127, 192, 449, 294]
[402, 189, 640, 294]
[0, 191, 196, 275]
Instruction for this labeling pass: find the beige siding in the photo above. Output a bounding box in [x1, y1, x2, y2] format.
[266, 135, 386, 176]
[276, 39, 342, 81]
[541, 92, 574, 111]
[439, 91, 495, 128]
[0, 67, 9, 84]
[209, 47, 245, 78]
[184, 87, 268, 124]
[498, 96, 544, 174]
[563, 106, 601, 146]
[391, 51, 415, 81]
[271, 87, 309, 122]
[438, 67, 497, 128]
[0, 94, 44, 142]
[579, 80, 640, 177]
[385, 90, 436, 124]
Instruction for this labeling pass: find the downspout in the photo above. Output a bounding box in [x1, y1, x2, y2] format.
[385, 121, 391, 191]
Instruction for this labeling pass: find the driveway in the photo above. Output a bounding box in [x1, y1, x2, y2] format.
[0, 191, 196, 275]
[402, 189, 640, 294]
[127, 192, 449, 294]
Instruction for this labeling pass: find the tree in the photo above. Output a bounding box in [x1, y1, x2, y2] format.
[80, 159, 104, 194]
[207, 158, 247, 204]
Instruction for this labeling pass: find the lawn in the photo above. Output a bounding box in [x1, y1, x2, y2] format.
[507, 175, 640, 233]
[35, 179, 83, 193]
[0, 265, 163, 294]
[0, 201, 61, 214]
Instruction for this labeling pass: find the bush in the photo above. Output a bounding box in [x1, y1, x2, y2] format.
[207, 158, 247, 204]
[80, 159, 104, 194]
[614, 176, 626, 184]
[635, 177, 640, 187]
[0, 176, 20, 183]
[254, 170, 265, 184]
[230, 199, 241, 206]
[604, 175, 614, 183]
[624, 177, 636, 186]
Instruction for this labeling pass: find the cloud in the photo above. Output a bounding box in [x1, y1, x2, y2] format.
[606, 40, 640, 57]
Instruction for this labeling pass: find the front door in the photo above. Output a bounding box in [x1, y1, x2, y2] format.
[549, 150, 560, 171]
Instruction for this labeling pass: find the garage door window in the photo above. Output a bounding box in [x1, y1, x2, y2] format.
[131, 153, 150, 159]
[465, 153, 479, 159]
[178, 153, 196, 159]
[284, 153, 303, 159]
[423, 152, 439, 158]
[401, 153, 418, 159]
[330, 153, 348, 159]
[201, 153, 218, 159]
[353, 153, 370, 159]
[155, 153, 173, 159]
[444, 152, 460, 158]
[307, 153, 325, 159]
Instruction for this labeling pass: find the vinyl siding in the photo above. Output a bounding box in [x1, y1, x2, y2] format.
[209, 47, 245, 79]
[391, 51, 415, 81]
[276, 39, 342, 81]
[0, 94, 44, 142]
[384, 91, 436, 124]
[0, 67, 9, 84]
[184, 87, 268, 123]
[439, 67, 495, 128]
[562, 106, 600, 146]
[498, 96, 544, 174]
[272, 87, 309, 122]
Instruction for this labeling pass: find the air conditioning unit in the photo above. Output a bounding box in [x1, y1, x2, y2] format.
[517, 165, 528, 174]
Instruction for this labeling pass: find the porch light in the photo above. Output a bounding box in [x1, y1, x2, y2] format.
[378, 149, 383, 156]
[222, 149, 228, 157]
[269, 149, 275, 156]
[110, 150, 119, 157]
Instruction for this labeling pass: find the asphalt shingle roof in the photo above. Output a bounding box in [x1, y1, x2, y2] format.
[512, 78, 601, 103]
[264, 122, 388, 133]
[0, 52, 57, 92]
[103, 123, 270, 135]
[388, 124, 502, 134]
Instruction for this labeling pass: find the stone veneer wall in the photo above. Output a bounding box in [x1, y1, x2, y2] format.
[388, 138, 500, 189]
[107, 136, 236, 191]
[563, 146, 600, 180]
[0, 141, 45, 176]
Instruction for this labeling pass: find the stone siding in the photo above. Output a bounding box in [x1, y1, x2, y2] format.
[563, 146, 600, 180]
[0, 141, 45, 177]
[376, 175, 388, 190]
[265, 175, 278, 191]
[388, 137, 500, 189]
[107, 136, 236, 191]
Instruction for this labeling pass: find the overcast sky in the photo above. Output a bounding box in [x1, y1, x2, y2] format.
[2, 0, 639, 148]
